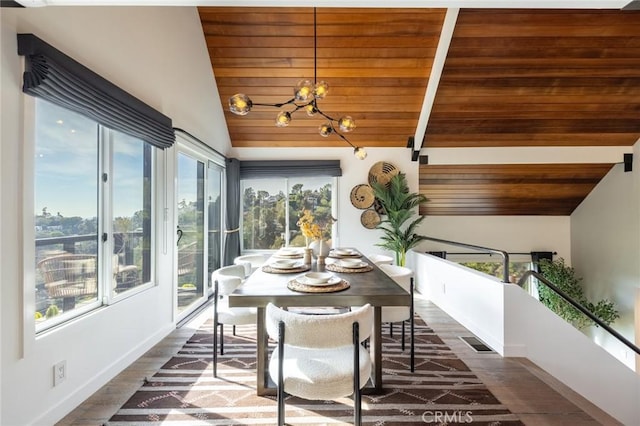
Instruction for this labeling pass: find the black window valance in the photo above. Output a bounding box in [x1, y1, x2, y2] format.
[17, 33, 175, 149]
[239, 160, 342, 179]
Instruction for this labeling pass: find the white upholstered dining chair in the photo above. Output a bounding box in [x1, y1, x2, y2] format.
[233, 253, 267, 277]
[367, 253, 393, 266]
[378, 264, 415, 372]
[265, 302, 374, 426]
[211, 264, 256, 377]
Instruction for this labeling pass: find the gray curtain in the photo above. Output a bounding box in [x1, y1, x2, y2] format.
[224, 158, 241, 266]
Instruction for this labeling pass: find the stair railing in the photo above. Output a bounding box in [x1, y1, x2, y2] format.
[517, 270, 640, 356]
[421, 236, 510, 283]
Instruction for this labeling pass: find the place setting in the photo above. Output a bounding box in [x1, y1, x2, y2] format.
[287, 271, 349, 293]
[272, 247, 304, 259]
[328, 247, 362, 259]
[325, 257, 373, 273]
[262, 258, 310, 274]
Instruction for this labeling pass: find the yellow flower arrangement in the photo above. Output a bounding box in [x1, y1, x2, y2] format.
[297, 209, 335, 247]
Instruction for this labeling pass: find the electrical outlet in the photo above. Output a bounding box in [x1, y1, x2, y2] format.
[53, 360, 66, 386]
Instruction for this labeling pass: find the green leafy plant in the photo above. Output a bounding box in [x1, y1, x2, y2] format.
[538, 258, 619, 329]
[45, 304, 60, 318]
[371, 172, 427, 266]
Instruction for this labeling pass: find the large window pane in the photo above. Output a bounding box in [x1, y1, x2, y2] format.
[242, 179, 286, 250]
[35, 100, 99, 327]
[33, 98, 155, 332]
[112, 131, 152, 294]
[241, 177, 333, 250]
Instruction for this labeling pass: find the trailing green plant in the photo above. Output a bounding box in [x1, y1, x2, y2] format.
[371, 172, 428, 266]
[538, 258, 619, 329]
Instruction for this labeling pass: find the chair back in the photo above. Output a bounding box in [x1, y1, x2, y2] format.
[233, 253, 267, 277]
[378, 264, 413, 292]
[212, 264, 245, 295]
[367, 253, 393, 265]
[266, 303, 373, 348]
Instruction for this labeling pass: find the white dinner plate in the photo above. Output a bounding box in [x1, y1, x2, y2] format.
[332, 248, 358, 256]
[296, 274, 342, 287]
[271, 260, 304, 270]
[273, 252, 303, 259]
[338, 260, 368, 269]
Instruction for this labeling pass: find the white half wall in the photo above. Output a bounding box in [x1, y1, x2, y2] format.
[412, 251, 640, 426]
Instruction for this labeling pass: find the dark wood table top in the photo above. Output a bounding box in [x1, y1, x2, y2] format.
[228, 251, 410, 309]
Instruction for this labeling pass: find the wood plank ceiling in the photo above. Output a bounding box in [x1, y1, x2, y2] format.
[198, 7, 640, 216]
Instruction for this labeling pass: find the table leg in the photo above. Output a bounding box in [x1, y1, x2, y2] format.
[370, 306, 382, 392]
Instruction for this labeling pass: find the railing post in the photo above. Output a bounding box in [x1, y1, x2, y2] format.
[501, 251, 510, 284]
[63, 241, 76, 253]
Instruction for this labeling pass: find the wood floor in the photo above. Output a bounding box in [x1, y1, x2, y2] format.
[57, 294, 621, 426]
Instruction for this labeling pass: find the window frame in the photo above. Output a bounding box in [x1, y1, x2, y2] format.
[28, 97, 157, 335]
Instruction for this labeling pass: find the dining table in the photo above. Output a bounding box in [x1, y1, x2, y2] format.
[228, 248, 411, 396]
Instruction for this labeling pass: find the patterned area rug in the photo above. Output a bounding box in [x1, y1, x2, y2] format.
[107, 317, 523, 425]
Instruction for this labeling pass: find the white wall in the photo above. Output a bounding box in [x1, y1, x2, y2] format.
[416, 215, 572, 261]
[571, 148, 640, 370]
[0, 6, 228, 425]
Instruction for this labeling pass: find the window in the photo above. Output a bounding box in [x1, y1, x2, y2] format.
[241, 176, 335, 250]
[34, 99, 153, 332]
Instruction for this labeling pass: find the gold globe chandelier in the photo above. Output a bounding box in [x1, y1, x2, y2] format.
[228, 8, 367, 160]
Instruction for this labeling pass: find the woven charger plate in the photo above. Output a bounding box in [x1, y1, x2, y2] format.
[349, 184, 375, 209]
[262, 264, 310, 274]
[325, 263, 373, 273]
[287, 279, 350, 293]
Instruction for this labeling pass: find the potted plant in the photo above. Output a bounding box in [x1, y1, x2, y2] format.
[371, 172, 428, 266]
[538, 258, 619, 329]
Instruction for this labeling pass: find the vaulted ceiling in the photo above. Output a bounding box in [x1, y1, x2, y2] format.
[198, 6, 640, 215]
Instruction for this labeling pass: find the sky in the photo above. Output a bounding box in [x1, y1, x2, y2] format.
[35, 99, 144, 220]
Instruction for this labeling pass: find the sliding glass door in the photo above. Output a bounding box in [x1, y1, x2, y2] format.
[176, 141, 224, 319]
